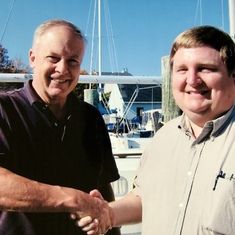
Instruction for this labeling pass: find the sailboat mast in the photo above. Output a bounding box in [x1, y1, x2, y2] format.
[98, 0, 102, 102]
[98, 0, 102, 75]
[229, 0, 235, 40]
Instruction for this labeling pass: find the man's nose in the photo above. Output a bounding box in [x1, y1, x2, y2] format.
[56, 60, 68, 75]
[186, 70, 202, 86]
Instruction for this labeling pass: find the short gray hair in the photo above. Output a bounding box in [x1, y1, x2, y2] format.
[32, 19, 87, 48]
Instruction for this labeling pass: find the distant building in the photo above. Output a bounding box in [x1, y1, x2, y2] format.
[108, 83, 162, 120]
[94, 70, 162, 120]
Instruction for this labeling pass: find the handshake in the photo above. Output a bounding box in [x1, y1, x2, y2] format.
[71, 190, 142, 235]
[71, 189, 115, 235]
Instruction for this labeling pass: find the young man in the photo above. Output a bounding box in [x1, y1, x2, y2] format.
[79, 25, 235, 235]
[0, 19, 120, 235]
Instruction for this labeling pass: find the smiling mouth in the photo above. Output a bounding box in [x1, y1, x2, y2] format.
[187, 90, 209, 95]
[52, 79, 68, 83]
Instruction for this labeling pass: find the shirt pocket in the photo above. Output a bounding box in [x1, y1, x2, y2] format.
[201, 178, 235, 235]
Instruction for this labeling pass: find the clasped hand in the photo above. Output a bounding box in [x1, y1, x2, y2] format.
[70, 190, 114, 235]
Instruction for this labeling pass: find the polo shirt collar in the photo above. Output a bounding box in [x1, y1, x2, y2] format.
[23, 80, 43, 105]
[23, 80, 75, 117]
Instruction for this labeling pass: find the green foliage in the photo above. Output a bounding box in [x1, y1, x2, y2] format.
[103, 91, 111, 101]
[73, 83, 98, 100]
[0, 43, 14, 72]
[73, 83, 88, 100]
[0, 43, 29, 91]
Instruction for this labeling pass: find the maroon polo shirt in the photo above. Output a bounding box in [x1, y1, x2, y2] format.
[0, 80, 119, 235]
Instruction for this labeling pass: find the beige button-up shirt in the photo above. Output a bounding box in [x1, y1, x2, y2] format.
[133, 105, 235, 235]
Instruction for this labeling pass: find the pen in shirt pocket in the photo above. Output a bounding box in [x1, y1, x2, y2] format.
[213, 170, 226, 191]
[213, 171, 235, 190]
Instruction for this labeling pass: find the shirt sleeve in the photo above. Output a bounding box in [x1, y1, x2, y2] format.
[81, 101, 120, 185]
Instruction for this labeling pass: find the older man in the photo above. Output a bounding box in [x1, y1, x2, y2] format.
[0, 19, 120, 235]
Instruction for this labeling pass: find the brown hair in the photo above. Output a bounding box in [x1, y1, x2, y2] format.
[169, 25, 235, 75]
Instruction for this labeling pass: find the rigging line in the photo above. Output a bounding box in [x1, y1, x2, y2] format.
[1, 0, 16, 43]
[152, 88, 154, 110]
[89, 0, 97, 77]
[221, 0, 224, 30]
[138, 85, 161, 90]
[108, 0, 119, 73]
[194, 0, 202, 26]
[194, 0, 199, 25]
[123, 86, 139, 119]
[91, 42, 99, 74]
[199, 0, 202, 25]
[101, 92, 111, 114]
[104, 0, 119, 73]
[85, 0, 93, 36]
[104, 0, 114, 72]
[104, 0, 115, 72]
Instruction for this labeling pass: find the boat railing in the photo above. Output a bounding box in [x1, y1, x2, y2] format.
[0, 73, 162, 84]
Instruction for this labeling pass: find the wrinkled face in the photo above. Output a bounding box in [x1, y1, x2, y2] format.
[29, 26, 85, 104]
[172, 46, 235, 126]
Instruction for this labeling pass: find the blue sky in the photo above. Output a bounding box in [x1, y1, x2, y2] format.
[0, 0, 230, 76]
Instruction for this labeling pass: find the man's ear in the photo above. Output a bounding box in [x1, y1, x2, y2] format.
[29, 49, 35, 68]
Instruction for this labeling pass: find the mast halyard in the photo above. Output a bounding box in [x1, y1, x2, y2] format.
[98, 0, 102, 101]
[229, 0, 235, 40]
[98, 0, 102, 76]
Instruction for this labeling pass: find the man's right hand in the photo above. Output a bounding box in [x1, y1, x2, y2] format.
[71, 189, 115, 235]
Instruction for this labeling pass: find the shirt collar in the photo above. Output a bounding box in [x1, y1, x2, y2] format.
[23, 79, 75, 116]
[23, 80, 43, 105]
[210, 105, 235, 135]
[179, 104, 235, 141]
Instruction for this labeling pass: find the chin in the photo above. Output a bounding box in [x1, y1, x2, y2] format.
[48, 90, 67, 99]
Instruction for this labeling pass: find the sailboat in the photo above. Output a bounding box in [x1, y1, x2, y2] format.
[84, 0, 162, 162]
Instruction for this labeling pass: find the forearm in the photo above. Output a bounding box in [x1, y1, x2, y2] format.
[0, 167, 101, 216]
[76, 191, 142, 235]
[109, 192, 142, 227]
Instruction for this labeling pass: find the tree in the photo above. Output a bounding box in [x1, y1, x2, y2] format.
[0, 43, 30, 91]
[0, 43, 14, 73]
[73, 69, 98, 100]
[12, 56, 31, 73]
